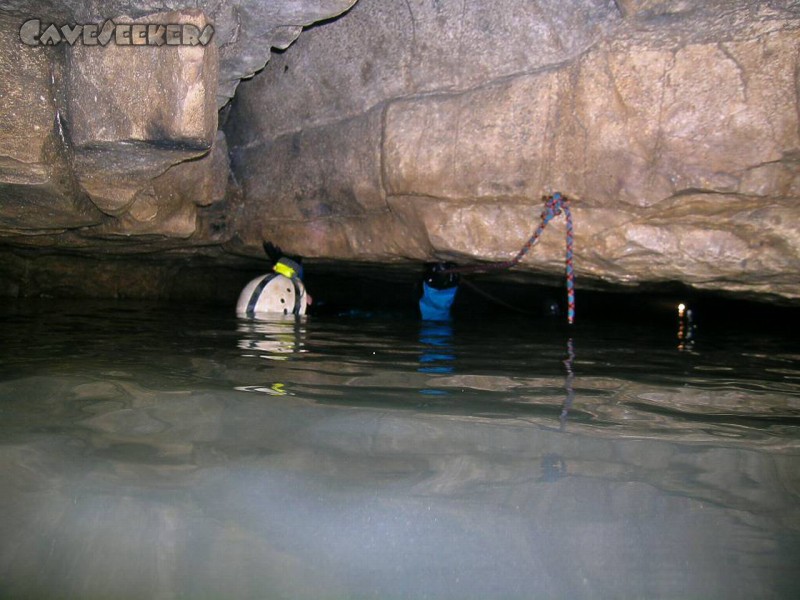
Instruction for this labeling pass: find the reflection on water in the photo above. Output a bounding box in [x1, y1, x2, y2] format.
[237, 316, 309, 361]
[418, 322, 456, 375]
[235, 317, 308, 396]
[677, 302, 697, 352]
[419, 322, 456, 398]
[559, 338, 575, 431]
[0, 301, 799, 599]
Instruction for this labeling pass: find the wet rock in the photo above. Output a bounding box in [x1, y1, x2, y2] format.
[66, 10, 219, 214]
[83, 131, 230, 239]
[0, 7, 222, 242]
[232, 107, 392, 257]
[227, 0, 800, 299]
[0, 0, 359, 109]
[0, 14, 103, 232]
[0, 0, 799, 301]
[0, 1, 361, 265]
[0, 15, 55, 187]
[227, 0, 617, 145]
[211, 0, 358, 107]
[66, 11, 217, 151]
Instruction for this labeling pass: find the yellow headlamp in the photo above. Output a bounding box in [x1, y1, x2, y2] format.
[273, 258, 298, 278]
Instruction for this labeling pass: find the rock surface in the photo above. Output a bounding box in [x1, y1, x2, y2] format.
[0, 13, 103, 233]
[0, 0, 357, 108]
[227, 0, 800, 299]
[0, 0, 355, 259]
[0, 0, 799, 301]
[67, 10, 219, 217]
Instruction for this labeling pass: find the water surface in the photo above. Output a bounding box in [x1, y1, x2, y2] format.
[1, 300, 798, 599]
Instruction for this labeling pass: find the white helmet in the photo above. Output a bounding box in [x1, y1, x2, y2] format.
[237, 273, 307, 318]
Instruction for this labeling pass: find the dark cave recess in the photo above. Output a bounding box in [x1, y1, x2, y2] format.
[1, 250, 797, 332]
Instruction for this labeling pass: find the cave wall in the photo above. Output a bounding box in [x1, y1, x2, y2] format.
[0, 1, 358, 252]
[0, 0, 798, 301]
[0, 1, 356, 297]
[227, 0, 800, 299]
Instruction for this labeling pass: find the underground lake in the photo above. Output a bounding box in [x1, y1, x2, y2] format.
[2, 0, 800, 597]
[0, 282, 798, 599]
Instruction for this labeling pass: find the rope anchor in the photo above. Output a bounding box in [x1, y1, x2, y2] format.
[445, 192, 576, 324]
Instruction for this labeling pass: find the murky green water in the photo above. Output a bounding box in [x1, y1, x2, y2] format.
[1, 300, 799, 599]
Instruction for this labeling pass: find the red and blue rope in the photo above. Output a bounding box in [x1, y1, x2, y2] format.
[444, 193, 576, 324]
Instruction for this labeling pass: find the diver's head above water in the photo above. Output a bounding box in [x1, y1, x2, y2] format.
[236, 243, 312, 319]
[419, 262, 460, 321]
[424, 262, 460, 291]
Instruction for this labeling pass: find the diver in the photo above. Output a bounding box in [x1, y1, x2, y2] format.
[419, 262, 460, 321]
[236, 242, 312, 318]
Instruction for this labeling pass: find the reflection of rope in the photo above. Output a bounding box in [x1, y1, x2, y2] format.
[559, 337, 575, 430]
[443, 193, 576, 324]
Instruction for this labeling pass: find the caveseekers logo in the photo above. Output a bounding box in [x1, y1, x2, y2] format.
[20, 19, 214, 46]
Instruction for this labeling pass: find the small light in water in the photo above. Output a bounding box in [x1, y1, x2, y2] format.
[678, 303, 686, 318]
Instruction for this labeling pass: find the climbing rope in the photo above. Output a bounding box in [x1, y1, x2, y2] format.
[444, 192, 576, 324]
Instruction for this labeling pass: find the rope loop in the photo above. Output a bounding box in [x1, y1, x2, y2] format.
[442, 192, 576, 324]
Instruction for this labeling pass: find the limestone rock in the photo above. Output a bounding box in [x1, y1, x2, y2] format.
[212, 0, 358, 107]
[234, 107, 385, 222]
[1, 0, 799, 301]
[227, 0, 619, 145]
[66, 10, 219, 215]
[66, 11, 217, 150]
[0, 15, 54, 187]
[0, 0, 359, 108]
[227, 0, 800, 299]
[383, 72, 565, 203]
[0, 0, 362, 258]
[82, 131, 230, 239]
[0, 14, 103, 232]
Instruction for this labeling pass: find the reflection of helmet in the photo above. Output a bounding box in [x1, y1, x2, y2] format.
[237, 317, 306, 359]
[237, 273, 307, 318]
[424, 262, 459, 290]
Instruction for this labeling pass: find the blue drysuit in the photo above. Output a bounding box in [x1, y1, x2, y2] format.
[419, 282, 458, 321]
